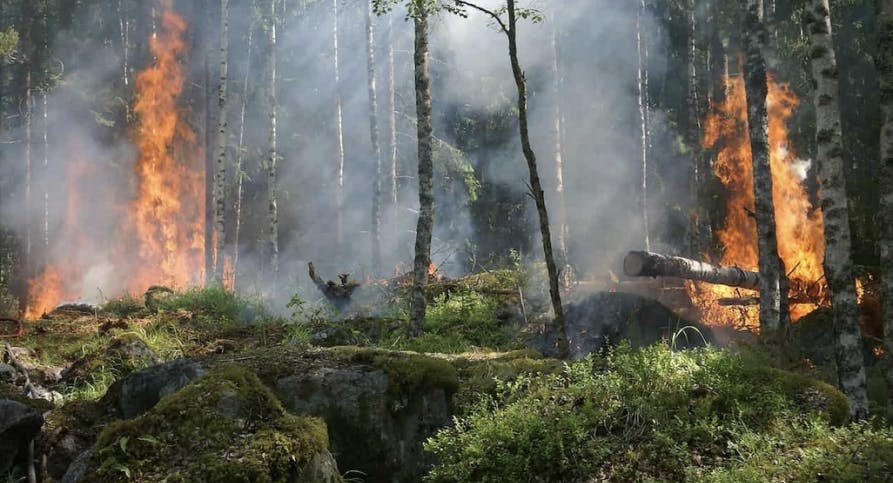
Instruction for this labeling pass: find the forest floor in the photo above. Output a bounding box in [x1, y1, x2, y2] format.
[1, 276, 892, 481]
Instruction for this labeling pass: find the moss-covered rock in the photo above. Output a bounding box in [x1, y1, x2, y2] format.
[77, 366, 339, 482]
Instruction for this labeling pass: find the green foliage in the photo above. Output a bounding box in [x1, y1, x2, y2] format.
[0, 26, 17, 62]
[697, 421, 893, 482]
[157, 286, 269, 324]
[406, 289, 514, 353]
[424, 345, 852, 482]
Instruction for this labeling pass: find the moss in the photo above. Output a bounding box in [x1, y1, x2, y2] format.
[372, 352, 460, 412]
[771, 367, 850, 425]
[86, 365, 328, 482]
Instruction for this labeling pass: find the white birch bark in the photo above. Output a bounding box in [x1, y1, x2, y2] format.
[807, 0, 867, 420]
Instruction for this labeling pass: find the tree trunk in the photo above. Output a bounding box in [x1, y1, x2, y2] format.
[387, 14, 398, 210]
[687, 0, 708, 257]
[549, 11, 568, 274]
[41, 91, 48, 251]
[624, 250, 761, 289]
[878, 0, 893, 421]
[366, 0, 383, 276]
[635, 0, 650, 251]
[232, 24, 253, 290]
[332, 0, 345, 252]
[806, 0, 868, 421]
[21, 0, 34, 278]
[267, 0, 279, 276]
[212, 0, 229, 283]
[408, 9, 434, 336]
[506, 0, 568, 358]
[118, 0, 130, 88]
[743, 0, 786, 332]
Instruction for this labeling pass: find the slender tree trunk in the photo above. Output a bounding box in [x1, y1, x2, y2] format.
[203, 2, 214, 285]
[41, 91, 47, 251]
[267, 0, 279, 276]
[387, 14, 398, 210]
[232, 25, 253, 290]
[212, 0, 229, 283]
[118, 0, 130, 88]
[687, 0, 708, 257]
[806, 0, 868, 421]
[366, 0, 383, 275]
[635, 0, 650, 251]
[875, 0, 893, 420]
[743, 0, 787, 332]
[333, 0, 345, 251]
[22, 0, 33, 279]
[408, 9, 434, 335]
[549, 12, 568, 275]
[506, 0, 568, 358]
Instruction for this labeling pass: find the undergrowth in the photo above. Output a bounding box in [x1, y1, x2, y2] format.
[424, 344, 856, 482]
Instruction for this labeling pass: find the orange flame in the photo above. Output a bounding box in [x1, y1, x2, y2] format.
[24, 2, 203, 318]
[127, 2, 204, 294]
[688, 71, 825, 329]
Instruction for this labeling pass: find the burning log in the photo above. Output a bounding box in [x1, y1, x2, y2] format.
[308, 262, 360, 309]
[623, 250, 760, 290]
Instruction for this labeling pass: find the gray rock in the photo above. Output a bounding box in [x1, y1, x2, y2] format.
[295, 450, 344, 483]
[0, 362, 17, 381]
[107, 358, 205, 418]
[531, 291, 715, 358]
[60, 448, 93, 483]
[275, 362, 451, 482]
[0, 399, 44, 474]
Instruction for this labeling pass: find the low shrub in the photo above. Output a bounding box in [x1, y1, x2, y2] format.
[424, 344, 851, 482]
[157, 286, 268, 324]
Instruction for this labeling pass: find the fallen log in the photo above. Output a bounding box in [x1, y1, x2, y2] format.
[623, 250, 760, 290]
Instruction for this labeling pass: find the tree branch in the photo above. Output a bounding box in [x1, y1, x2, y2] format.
[452, 0, 508, 34]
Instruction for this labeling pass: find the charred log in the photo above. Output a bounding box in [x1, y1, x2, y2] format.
[308, 262, 359, 310]
[624, 250, 760, 290]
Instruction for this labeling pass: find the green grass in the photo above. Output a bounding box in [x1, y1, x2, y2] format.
[156, 285, 270, 324]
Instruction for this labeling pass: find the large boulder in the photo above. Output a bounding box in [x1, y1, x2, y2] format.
[272, 349, 457, 482]
[0, 399, 44, 474]
[103, 358, 205, 419]
[68, 366, 341, 482]
[531, 291, 714, 358]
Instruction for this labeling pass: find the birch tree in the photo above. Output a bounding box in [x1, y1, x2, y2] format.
[333, 0, 345, 251]
[548, 11, 568, 274]
[266, 0, 279, 276]
[806, 0, 867, 420]
[635, 0, 651, 251]
[212, 0, 229, 283]
[366, 0, 383, 275]
[875, 0, 893, 419]
[386, 15, 398, 209]
[742, 0, 787, 332]
[232, 21, 253, 290]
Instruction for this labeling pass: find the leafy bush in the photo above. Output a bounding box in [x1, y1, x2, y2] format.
[698, 421, 893, 482]
[424, 344, 850, 482]
[413, 290, 514, 352]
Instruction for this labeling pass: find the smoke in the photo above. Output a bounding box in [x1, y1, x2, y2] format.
[0, 0, 685, 312]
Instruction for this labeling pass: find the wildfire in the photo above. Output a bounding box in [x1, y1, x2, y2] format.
[687, 71, 826, 329]
[24, 1, 204, 318]
[127, 2, 204, 294]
